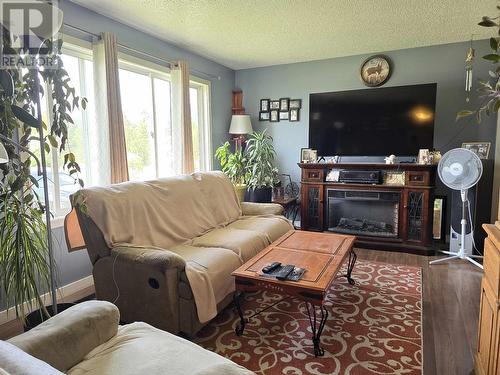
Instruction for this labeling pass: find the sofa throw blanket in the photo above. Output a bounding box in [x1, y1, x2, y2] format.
[79, 172, 241, 248]
[78, 172, 242, 323]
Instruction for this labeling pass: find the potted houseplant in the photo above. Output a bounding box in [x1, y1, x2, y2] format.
[0, 18, 86, 329]
[215, 141, 248, 201]
[244, 129, 280, 203]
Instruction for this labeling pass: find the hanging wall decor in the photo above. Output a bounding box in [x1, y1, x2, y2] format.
[360, 55, 391, 87]
[259, 97, 302, 122]
[465, 35, 475, 102]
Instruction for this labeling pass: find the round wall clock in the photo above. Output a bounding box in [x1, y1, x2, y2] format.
[360, 55, 391, 87]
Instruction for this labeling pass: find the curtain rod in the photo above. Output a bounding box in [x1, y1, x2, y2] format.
[62, 24, 221, 81]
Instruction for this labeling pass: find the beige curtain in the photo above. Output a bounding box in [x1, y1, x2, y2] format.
[93, 32, 129, 184]
[171, 61, 194, 174]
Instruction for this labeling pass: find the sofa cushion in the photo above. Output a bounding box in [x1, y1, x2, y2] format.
[67, 322, 254, 375]
[169, 245, 242, 322]
[0, 341, 63, 375]
[8, 301, 119, 372]
[227, 216, 293, 243]
[191, 228, 269, 262]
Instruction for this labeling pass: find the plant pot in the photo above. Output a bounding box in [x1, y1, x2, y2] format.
[234, 184, 247, 202]
[24, 303, 75, 331]
[245, 187, 272, 203]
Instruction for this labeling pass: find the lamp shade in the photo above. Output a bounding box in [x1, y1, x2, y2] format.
[0, 142, 8, 164]
[229, 115, 253, 135]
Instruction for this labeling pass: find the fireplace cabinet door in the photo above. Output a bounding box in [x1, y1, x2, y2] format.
[404, 189, 430, 245]
[301, 184, 323, 231]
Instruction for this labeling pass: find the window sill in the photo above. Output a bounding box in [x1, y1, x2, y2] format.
[51, 216, 65, 229]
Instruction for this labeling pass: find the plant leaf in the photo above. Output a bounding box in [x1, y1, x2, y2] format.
[0, 70, 14, 97]
[11, 105, 39, 128]
[456, 110, 474, 120]
[491, 37, 499, 51]
[479, 19, 498, 27]
[47, 134, 58, 148]
[483, 54, 500, 62]
[494, 99, 500, 113]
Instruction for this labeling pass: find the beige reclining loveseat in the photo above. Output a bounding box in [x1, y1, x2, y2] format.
[74, 171, 293, 336]
[1, 301, 254, 375]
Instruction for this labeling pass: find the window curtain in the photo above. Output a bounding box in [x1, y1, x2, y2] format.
[92, 32, 129, 183]
[171, 61, 194, 174]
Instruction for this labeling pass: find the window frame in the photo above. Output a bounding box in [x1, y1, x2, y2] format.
[189, 76, 212, 172]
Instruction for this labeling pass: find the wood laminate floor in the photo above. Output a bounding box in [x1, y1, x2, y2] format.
[355, 248, 483, 375]
[0, 249, 482, 375]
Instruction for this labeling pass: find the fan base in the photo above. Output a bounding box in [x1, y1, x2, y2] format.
[430, 250, 483, 269]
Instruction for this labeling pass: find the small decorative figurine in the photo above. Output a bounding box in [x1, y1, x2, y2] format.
[384, 154, 396, 164]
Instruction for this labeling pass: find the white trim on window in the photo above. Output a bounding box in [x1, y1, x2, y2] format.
[62, 35, 93, 60]
[190, 77, 212, 171]
[118, 53, 171, 80]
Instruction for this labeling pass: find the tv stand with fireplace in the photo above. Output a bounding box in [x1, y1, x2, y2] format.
[299, 163, 436, 254]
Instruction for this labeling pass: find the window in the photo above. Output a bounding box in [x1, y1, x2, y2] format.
[31, 41, 97, 219]
[190, 78, 211, 172]
[119, 60, 172, 180]
[119, 56, 211, 180]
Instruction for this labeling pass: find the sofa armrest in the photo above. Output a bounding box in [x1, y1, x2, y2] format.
[8, 301, 119, 372]
[111, 245, 186, 272]
[240, 202, 284, 216]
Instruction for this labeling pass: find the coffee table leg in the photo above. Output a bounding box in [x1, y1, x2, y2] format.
[233, 292, 246, 336]
[305, 302, 328, 357]
[345, 249, 357, 285]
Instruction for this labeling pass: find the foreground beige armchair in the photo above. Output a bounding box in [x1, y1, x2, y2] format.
[73, 172, 293, 336]
[0, 301, 254, 375]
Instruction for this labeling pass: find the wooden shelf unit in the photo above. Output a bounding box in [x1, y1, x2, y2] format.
[476, 221, 500, 375]
[299, 163, 436, 254]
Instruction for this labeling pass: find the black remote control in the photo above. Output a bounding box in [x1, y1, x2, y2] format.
[275, 265, 295, 280]
[262, 262, 281, 274]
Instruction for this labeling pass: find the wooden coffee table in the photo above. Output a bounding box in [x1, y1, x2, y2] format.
[231, 230, 356, 357]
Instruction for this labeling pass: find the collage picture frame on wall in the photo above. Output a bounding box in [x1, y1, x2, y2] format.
[259, 97, 302, 122]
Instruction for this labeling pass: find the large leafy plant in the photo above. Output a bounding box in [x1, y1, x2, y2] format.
[458, 5, 500, 122]
[0, 29, 86, 321]
[215, 141, 248, 185]
[245, 129, 279, 189]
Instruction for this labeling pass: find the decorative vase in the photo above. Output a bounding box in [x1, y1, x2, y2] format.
[234, 184, 247, 202]
[245, 187, 272, 203]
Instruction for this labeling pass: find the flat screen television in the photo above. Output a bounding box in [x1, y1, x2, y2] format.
[309, 83, 437, 157]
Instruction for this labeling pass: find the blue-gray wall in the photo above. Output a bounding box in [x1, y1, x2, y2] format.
[236, 40, 497, 185]
[0, 0, 236, 311]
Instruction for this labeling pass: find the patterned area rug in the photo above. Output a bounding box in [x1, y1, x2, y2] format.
[195, 260, 422, 375]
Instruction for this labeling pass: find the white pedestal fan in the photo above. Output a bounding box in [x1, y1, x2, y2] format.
[430, 148, 483, 269]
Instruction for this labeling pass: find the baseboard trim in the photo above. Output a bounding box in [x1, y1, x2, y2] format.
[0, 275, 94, 325]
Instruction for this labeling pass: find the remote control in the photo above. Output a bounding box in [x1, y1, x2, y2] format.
[275, 265, 295, 280]
[262, 262, 281, 274]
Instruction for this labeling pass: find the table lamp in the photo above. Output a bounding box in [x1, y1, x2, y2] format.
[229, 114, 253, 150]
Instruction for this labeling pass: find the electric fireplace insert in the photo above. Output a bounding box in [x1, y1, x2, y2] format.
[327, 189, 400, 238]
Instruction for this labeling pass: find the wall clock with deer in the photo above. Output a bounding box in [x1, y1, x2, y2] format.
[360, 55, 391, 87]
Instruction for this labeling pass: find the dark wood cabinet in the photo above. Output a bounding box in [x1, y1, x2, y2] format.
[299, 163, 436, 254]
[404, 188, 431, 246]
[301, 184, 323, 231]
